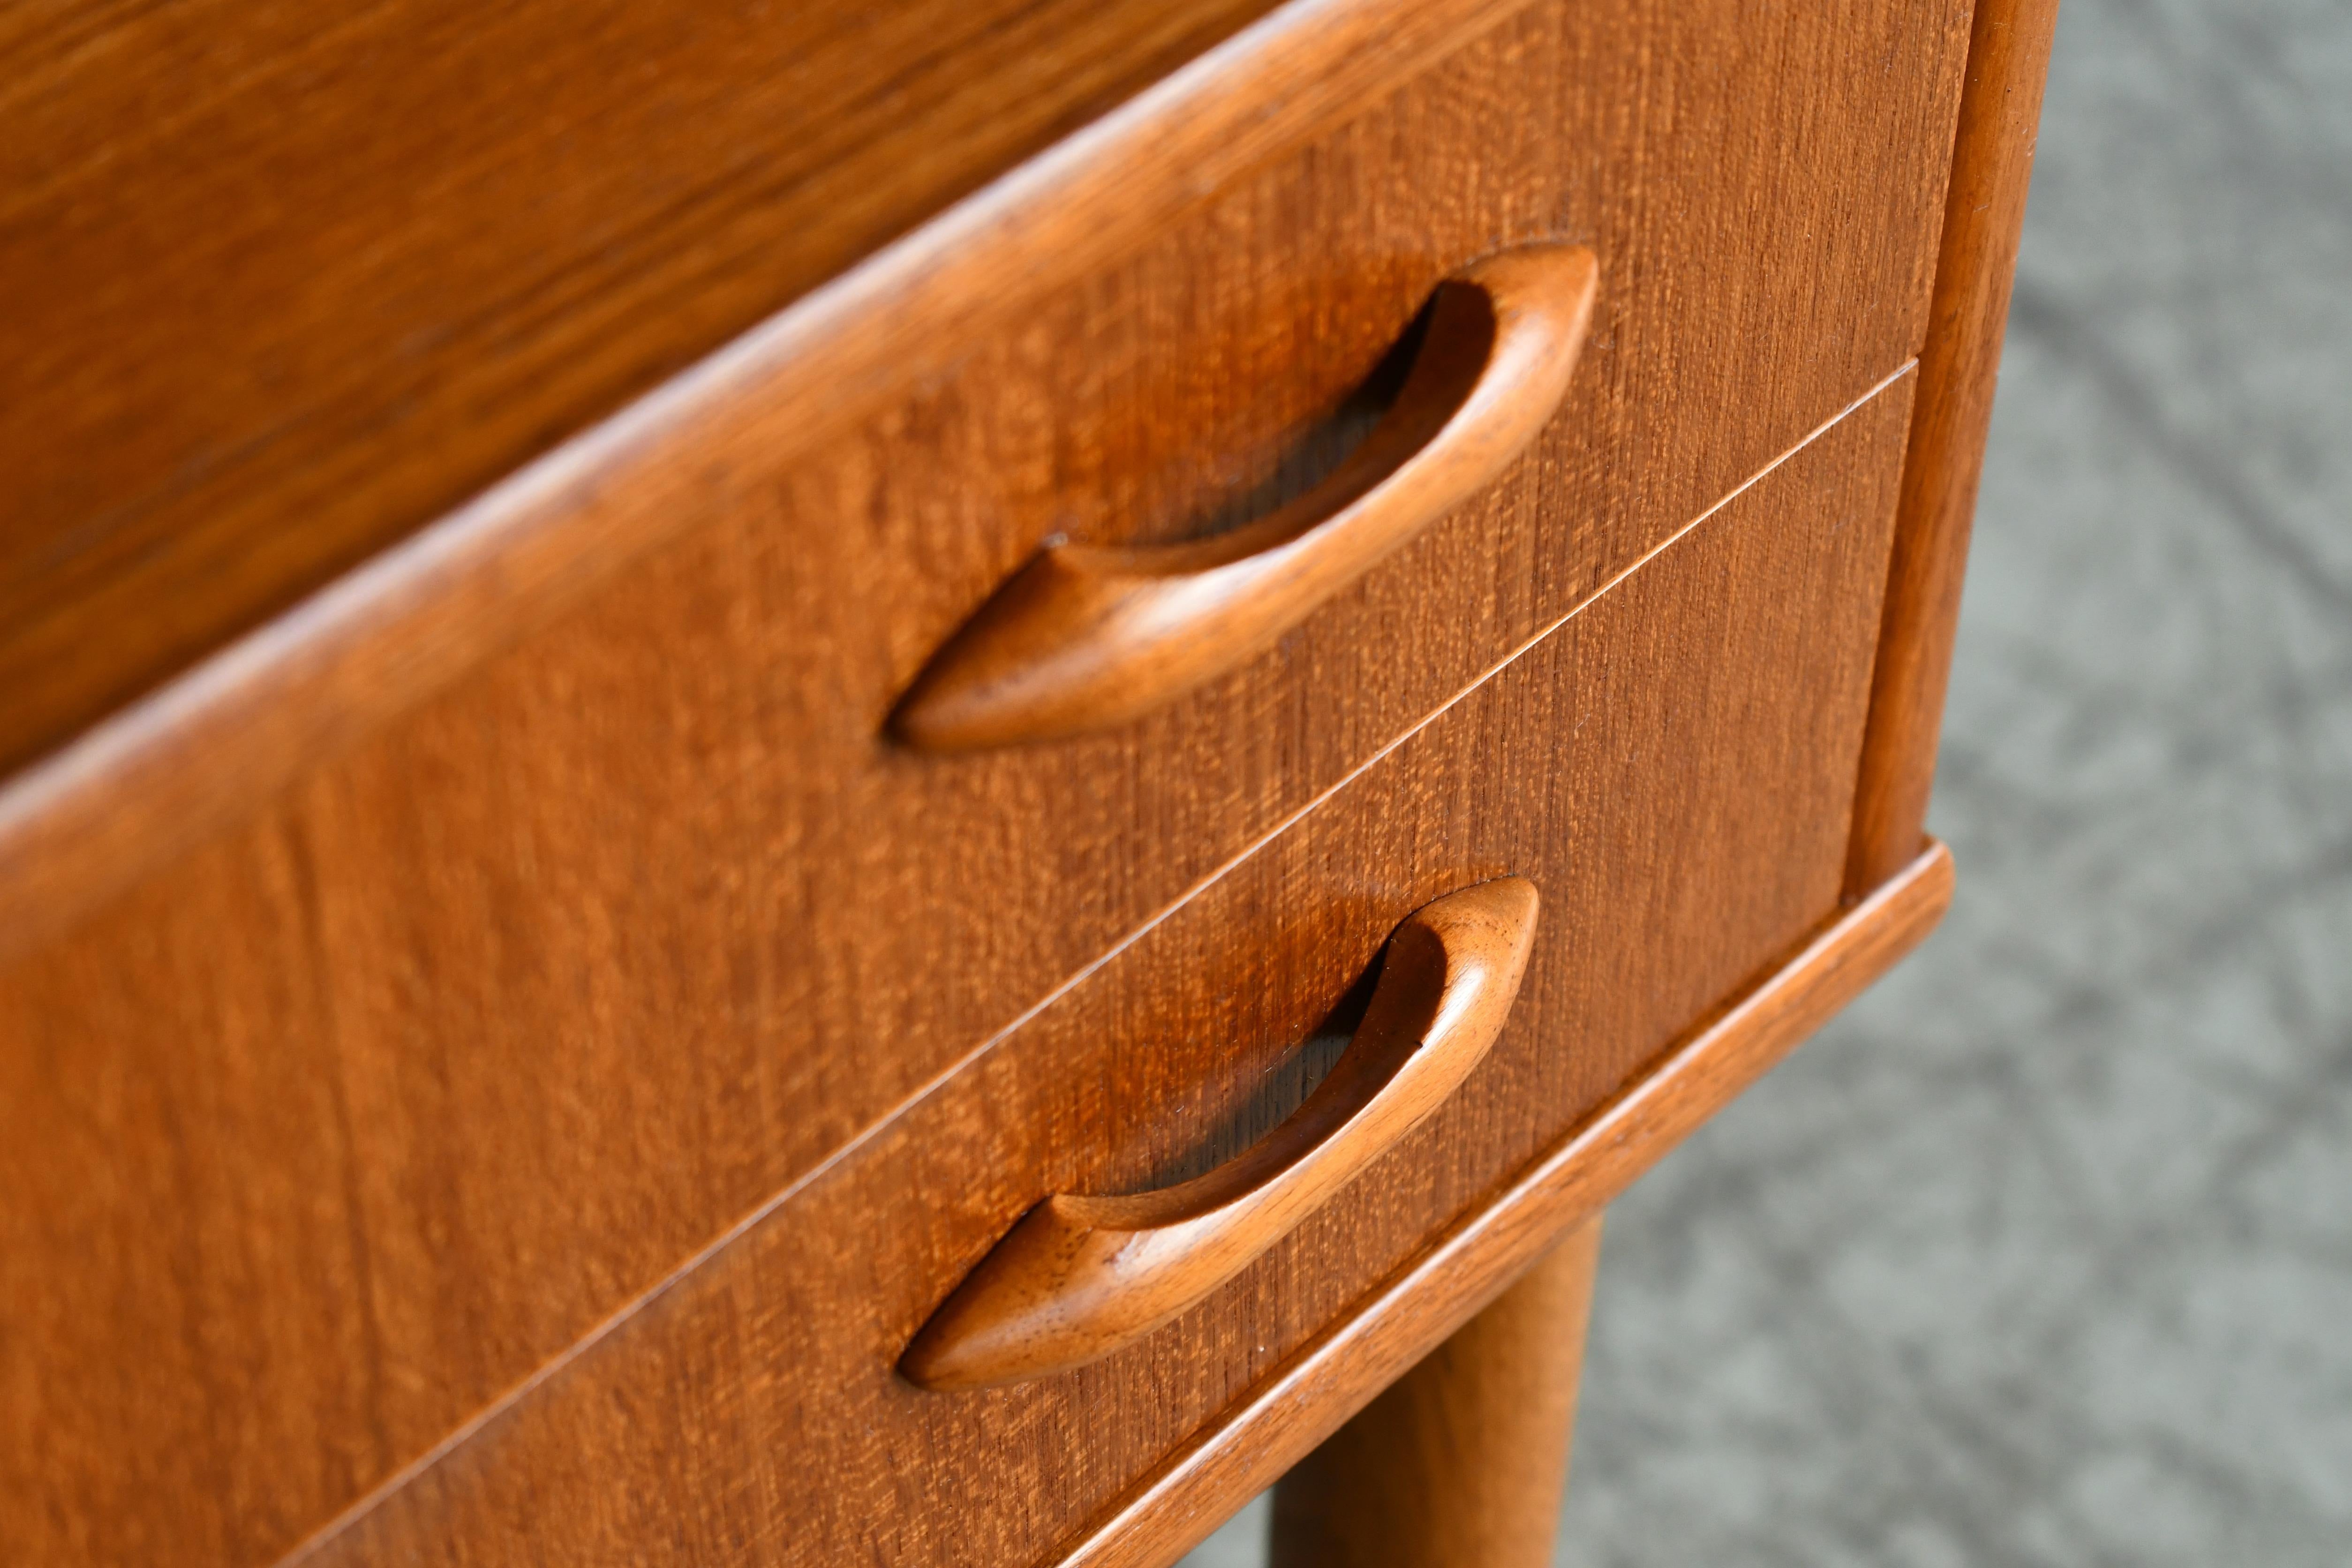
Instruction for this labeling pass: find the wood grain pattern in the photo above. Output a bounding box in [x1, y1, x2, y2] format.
[904, 878, 1539, 1390]
[1267, 1214, 1604, 1568]
[0, 0, 1970, 965]
[0, 3, 1970, 1560]
[279, 376, 1917, 1568]
[1847, 0, 2064, 893]
[893, 246, 1597, 748]
[0, 0, 1533, 950]
[0, 0, 1301, 778]
[1073, 840, 1954, 1568]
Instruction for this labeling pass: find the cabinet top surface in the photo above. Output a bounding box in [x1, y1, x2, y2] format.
[0, 0, 1285, 779]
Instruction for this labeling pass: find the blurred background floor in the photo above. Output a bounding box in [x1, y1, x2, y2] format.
[1183, 0, 2352, 1559]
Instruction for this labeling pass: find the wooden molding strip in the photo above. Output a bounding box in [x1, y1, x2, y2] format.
[0, 0, 1530, 969]
[1845, 0, 2060, 894]
[1052, 838, 1954, 1568]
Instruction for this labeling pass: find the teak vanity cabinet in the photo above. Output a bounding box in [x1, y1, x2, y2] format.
[0, 0, 2056, 1565]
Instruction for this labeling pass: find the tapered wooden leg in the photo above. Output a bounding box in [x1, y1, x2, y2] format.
[1269, 1214, 1604, 1568]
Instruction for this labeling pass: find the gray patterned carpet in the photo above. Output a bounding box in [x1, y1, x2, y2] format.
[1184, 0, 2352, 1560]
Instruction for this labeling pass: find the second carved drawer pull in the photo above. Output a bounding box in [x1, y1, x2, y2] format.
[891, 244, 1599, 750]
[899, 876, 1540, 1391]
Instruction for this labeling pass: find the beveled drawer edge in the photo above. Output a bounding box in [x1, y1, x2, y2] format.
[0, 0, 1533, 969]
[1052, 838, 1956, 1568]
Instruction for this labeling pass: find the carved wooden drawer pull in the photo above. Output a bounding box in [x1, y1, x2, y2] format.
[891, 244, 1599, 749]
[900, 876, 1540, 1390]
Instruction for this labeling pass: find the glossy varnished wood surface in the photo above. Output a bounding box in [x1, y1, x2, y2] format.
[0, 0, 1296, 778]
[0, 0, 1969, 963]
[0, 0, 1532, 946]
[280, 379, 1916, 1568]
[0, 2, 1975, 1560]
[0, 5, 1968, 1559]
[1847, 0, 2064, 893]
[1268, 1216, 1604, 1568]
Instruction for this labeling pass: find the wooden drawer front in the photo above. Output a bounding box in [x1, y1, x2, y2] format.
[0, 5, 1960, 1563]
[296, 379, 1913, 1568]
